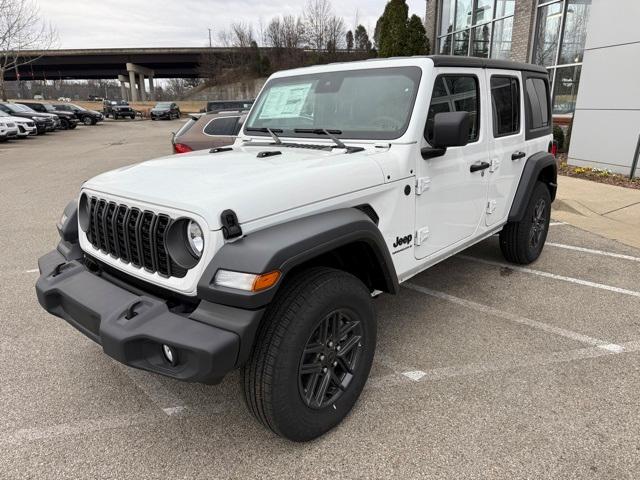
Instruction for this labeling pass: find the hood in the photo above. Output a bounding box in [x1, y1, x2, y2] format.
[1, 115, 34, 124]
[113, 104, 132, 110]
[34, 112, 58, 119]
[83, 145, 385, 230]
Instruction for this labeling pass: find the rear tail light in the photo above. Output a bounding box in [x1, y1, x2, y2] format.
[173, 143, 192, 154]
[549, 141, 558, 158]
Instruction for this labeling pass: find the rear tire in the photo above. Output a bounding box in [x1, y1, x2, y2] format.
[499, 181, 551, 264]
[60, 118, 70, 130]
[242, 267, 376, 442]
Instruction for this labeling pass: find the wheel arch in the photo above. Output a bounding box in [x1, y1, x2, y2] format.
[197, 208, 399, 310]
[508, 151, 557, 223]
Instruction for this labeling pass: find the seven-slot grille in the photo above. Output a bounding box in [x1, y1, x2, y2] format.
[86, 197, 187, 278]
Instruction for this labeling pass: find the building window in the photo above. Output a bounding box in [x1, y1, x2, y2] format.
[437, 0, 515, 59]
[532, 0, 592, 115]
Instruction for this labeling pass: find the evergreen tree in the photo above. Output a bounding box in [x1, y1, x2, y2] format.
[346, 30, 354, 52]
[405, 14, 429, 55]
[354, 24, 370, 51]
[377, 0, 409, 57]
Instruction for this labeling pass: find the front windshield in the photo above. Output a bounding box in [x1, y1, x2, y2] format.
[7, 103, 32, 113]
[155, 102, 171, 108]
[0, 110, 9, 117]
[244, 66, 421, 140]
[44, 104, 56, 112]
[69, 104, 86, 111]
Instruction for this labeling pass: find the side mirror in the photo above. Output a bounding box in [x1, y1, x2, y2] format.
[421, 111, 471, 159]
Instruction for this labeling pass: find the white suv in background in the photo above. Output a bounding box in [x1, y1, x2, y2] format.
[0, 110, 36, 137]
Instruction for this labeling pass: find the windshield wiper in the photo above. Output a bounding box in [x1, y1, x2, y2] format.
[294, 128, 346, 149]
[245, 127, 283, 145]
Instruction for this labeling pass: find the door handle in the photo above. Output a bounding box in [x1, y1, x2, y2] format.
[511, 151, 526, 160]
[470, 161, 491, 172]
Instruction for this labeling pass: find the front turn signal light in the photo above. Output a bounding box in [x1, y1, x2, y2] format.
[214, 269, 281, 292]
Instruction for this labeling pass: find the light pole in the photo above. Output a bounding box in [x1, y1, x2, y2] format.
[208, 28, 213, 48]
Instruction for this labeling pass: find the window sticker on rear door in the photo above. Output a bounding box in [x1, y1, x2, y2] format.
[258, 83, 312, 119]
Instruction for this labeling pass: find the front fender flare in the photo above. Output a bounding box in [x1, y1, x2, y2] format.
[197, 208, 398, 309]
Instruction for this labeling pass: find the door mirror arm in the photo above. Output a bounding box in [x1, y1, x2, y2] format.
[421, 147, 447, 159]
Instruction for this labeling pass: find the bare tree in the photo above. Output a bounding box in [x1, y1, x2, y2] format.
[325, 15, 345, 54]
[282, 15, 305, 50]
[304, 0, 332, 50]
[0, 0, 58, 100]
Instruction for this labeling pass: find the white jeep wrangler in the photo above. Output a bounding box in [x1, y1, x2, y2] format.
[36, 56, 556, 441]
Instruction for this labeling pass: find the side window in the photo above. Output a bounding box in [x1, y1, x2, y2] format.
[204, 116, 239, 136]
[425, 75, 480, 144]
[490, 76, 520, 137]
[525, 78, 550, 130]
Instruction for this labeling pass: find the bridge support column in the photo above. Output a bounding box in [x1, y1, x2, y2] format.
[148, 75, 155, 101]
[138, 73, 146, 101]
[128, 70, 138, 102]
[126, 62, 154, 103]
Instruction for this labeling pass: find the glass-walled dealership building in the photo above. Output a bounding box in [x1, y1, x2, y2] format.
[425, 0, 592, 115]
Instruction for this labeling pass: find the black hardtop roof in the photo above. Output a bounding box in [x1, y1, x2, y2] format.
[428, 55, 548, 74]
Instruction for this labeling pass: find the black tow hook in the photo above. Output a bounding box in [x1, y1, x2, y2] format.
[125, 300, 143, 320]
[52, 263, 67, 277]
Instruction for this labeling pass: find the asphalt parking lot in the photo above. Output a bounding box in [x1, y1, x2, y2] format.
[1, 121, 639, 479]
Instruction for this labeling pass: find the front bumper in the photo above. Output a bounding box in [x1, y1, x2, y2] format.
[17, 124, 37, 136]
[36, 248, 264, 384]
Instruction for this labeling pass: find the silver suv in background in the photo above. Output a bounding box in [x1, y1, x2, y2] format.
[172, 111, 247, 153]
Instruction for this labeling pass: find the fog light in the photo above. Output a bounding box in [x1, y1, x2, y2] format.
[162, 344, 178, 366]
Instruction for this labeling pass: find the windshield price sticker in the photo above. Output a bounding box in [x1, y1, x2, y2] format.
[259, 83, 312, 119]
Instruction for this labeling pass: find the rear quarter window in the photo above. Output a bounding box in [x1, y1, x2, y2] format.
[203, 116, 240, 136]
[523, 74, 552, 140]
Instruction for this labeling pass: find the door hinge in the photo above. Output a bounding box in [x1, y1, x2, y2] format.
[490, 158, 501, 173]
[415, 227, 430, 245]
[415, 177, 431, 195]
[486, 200, 497, 214]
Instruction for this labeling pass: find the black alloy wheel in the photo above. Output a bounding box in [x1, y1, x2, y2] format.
[298, 309, 363, 409]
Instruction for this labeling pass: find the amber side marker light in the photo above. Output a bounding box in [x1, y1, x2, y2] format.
[252, 271, 281, 292]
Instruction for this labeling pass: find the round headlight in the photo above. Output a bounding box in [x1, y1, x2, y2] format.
[187, 220, 204, 257]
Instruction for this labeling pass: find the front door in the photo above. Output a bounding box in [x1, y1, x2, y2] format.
[414, 70, 489, 260]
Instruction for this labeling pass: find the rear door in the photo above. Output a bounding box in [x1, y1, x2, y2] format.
[485, 70, 525, 226]
[414, 69, 490, 260]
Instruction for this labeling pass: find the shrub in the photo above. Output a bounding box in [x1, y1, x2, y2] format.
[553, 125, 565, 151]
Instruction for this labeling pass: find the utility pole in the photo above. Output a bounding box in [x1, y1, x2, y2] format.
[208, 28, 213, 48]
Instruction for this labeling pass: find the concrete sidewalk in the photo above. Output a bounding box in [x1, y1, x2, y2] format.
[552, 175, 640, 249]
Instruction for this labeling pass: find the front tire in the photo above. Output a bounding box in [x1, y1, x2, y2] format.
[499, 181, 551, 264]
[242, 267, 376, 442]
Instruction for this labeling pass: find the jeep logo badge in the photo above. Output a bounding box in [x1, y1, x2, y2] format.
[393, 234, 413, 248]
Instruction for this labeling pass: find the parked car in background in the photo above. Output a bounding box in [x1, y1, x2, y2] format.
[17, 102, 79, 130]
[103, 100, 136, 120]
[172, 111, 246, 153]
[204, 99, 254, 113]
[150, 102, 181, 120]
[0, 110, 37, 137]
[53, 103, 103, 125]
[0, 117, 19, 141]
[0, 103, 54, 134]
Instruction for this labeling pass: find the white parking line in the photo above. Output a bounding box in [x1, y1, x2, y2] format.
[1, 411, 162, 446]
[404, 283, 617, 349]
[549, 221, 566, 226]
[118, 366, 187, 416]
[24, 269, 39, 274]
[458, 255, 640, 299]
[367, 340, 640, 390]
[546, 242, 640, 262]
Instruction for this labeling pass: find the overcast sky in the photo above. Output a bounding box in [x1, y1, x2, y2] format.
[38, 0, 426, 49]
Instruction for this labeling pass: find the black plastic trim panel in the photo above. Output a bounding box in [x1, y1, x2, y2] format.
[508, 152, 557, 222]
[197, 208, 398, 309]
